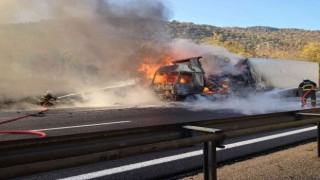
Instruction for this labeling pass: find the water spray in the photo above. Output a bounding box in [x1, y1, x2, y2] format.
[57, 79, 139, 99]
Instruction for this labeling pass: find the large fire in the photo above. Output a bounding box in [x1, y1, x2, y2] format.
[153, 72, 178, 84]
[138, 54, 173, 79]
[203, 81, 229, 94]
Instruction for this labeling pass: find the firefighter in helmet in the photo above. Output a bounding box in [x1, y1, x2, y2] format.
[298, 78, 317, 107]
[40, 90, 57, 107]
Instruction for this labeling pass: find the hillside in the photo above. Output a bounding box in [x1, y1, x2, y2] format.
[167, 21, 320, 62]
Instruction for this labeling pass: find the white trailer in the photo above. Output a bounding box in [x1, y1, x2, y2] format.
[248, 58, 319, 89]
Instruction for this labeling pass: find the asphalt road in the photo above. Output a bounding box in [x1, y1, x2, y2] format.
[0, 96, 304, 141]
[0, 104, 248, 141]
[0, 96, 316, 179]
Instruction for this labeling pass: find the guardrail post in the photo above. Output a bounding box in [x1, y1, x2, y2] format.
[295, 113, 320, 157]
[182, 126, 224, 180]
[203, 141, 217, 180]
[203, 142, 209, 179]
[317, 122, 320, 157]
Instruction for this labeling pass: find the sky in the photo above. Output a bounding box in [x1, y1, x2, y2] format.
[167, 0, 320, 30]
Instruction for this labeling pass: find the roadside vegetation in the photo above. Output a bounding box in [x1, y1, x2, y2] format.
[167, 21, 320, 63]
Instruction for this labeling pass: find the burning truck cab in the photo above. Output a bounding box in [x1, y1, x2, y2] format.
[151, 56, 205, 100]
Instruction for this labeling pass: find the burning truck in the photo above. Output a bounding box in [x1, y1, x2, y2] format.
[151, 56, 207, 100]
[150, 56, 319, 100]
[150, 56, 254, 100]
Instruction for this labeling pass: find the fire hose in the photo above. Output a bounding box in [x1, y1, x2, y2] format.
[301, 88, 316, 109]
[0, 104, 48, 138]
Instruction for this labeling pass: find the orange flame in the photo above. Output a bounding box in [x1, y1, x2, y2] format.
[203, 82, 229, 94]
[138, 54, 173, 79]
[180, 78, 186, 84]
[203, 87, 213, 94]
[153, 72, 178, 84]
[221, 82, 229, 89]
[179, 73, 192, 84]
[154, 74, 167, 84]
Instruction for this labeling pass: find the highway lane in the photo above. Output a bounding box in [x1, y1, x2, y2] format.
[0, 104, 246, 141]
[0, 96, 303, 141]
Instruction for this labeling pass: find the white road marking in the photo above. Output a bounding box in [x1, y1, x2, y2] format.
[33, 121, 130, 131]
[59, 126, 317, 180]
[221, 126, 316, 149]
[60, 151, 203, 180]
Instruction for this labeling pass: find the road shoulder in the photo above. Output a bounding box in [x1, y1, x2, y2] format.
[182, 142, 320, 180]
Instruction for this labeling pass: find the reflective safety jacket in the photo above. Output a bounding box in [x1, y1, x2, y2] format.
[298, 80, 317, 91]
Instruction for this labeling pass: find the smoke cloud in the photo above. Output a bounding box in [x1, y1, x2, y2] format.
[0, 0, 292, 114]
[0, 0, 172, 107]
[167, 39, 245, 76]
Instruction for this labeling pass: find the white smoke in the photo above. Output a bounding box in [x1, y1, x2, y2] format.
[0, 0, 299, 115]
[0, 0, 98, 23]
[74, 84, 160, 107]
[0, 0, 171, 109]
[185, 90, 301, 115]
[168, 39, 245, 76]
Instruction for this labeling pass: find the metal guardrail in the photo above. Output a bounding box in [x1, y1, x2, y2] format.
[0, 108, 320, 180]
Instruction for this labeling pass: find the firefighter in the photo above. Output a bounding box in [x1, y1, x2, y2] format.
[298, 78, 317, 107]
[40, 90, 57, 107]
